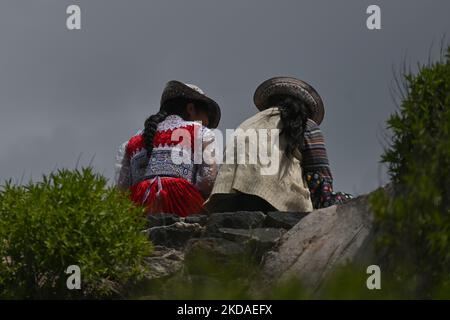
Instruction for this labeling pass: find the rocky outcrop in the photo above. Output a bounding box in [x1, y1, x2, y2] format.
[142, 211, 297, 281]
[146, 222, 204, 249]
[204, 211, 266, 237]
[259, 193, 377, 293]
[144, 246, 185, 281]
[141, 189, 382, 292]
[263, 211, 309, 229]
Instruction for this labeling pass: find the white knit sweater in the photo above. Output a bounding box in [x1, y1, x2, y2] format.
[206, 107, 313, 212]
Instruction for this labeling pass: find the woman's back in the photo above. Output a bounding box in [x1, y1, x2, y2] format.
[207, 107, 314, 212]
[117, 114, 217, 216]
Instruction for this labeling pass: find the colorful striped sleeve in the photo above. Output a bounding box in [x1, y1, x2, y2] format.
[301, 119, 334, 208]
[301, 118, 332, 177]
[301, 119, 353, 209]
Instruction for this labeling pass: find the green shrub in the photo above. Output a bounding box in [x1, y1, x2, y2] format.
[0, 167, 152, 299]
[370, 46, 450, 298]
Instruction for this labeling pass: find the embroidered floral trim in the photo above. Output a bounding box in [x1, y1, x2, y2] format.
[153, 123, 197, 149]
[144, 149, 196, 183]
[305, 171, 353, 209]
[118, 115, 217, 193]
[157, 115, 204, 132]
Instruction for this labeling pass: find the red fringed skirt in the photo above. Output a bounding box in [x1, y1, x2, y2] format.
[129, 177, 205, 217]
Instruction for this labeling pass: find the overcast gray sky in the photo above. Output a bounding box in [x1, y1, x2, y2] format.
[0, 0, 449, 195]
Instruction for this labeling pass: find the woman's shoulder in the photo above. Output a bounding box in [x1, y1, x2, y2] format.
[306, 118, 319, 127]
[158, 115, 191, 131]
[158, 115, 209, 135]
[157, 116, 214, 145]
[305, 118, 321, 134]
[238, 107, 281, 129]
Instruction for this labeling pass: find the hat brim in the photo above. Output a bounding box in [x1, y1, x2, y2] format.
[253, 77, 325, 125]
[160, 80, 221, 128]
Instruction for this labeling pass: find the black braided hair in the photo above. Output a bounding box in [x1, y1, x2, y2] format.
[266, 94, 310, 158]
[143, 109, 169, 156]
[142, 97, 210, 157]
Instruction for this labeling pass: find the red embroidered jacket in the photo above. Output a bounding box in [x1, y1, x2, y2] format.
[115, 115, 217, 198]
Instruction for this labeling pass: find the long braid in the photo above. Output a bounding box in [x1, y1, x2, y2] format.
[267, 95, 310, 158]
[143, 110, 169, 156]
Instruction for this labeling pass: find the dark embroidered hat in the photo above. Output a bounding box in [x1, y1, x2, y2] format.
[253, 76, 325, 125]
[160, 80, 221, 128]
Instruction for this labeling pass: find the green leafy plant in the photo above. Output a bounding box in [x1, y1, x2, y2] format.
[370, 46, 450, 298]
[0, 167, 152, 299]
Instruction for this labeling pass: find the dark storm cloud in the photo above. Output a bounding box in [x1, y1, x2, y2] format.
[0, 0, 449, 194]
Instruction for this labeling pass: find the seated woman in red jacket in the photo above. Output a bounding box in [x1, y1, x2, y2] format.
[115, 81, 221, 217]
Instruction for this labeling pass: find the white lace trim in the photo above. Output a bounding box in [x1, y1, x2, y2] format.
[157, 115, 205, 132]
[152, 145, 187, 152]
